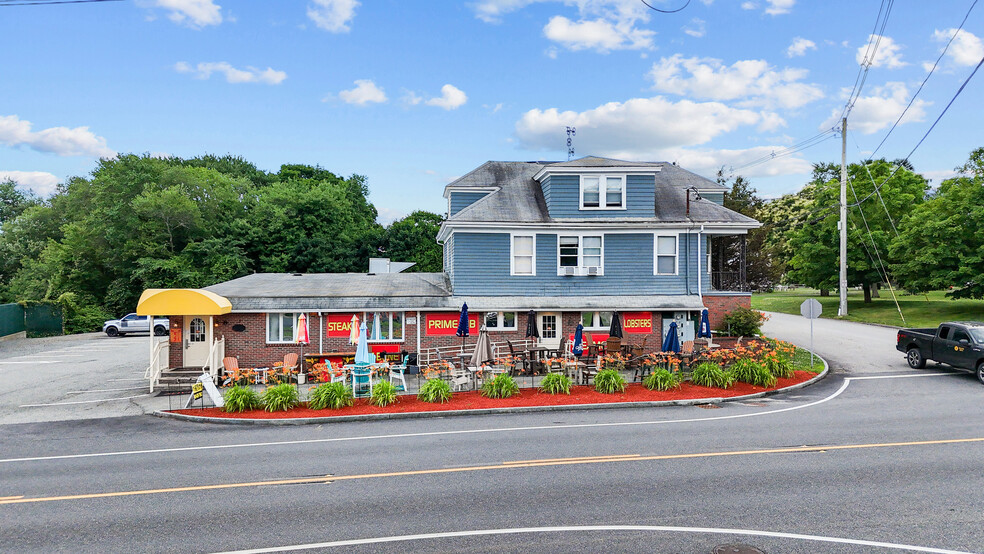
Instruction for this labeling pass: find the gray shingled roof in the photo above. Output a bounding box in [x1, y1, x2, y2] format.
[445, 157, 753, 226]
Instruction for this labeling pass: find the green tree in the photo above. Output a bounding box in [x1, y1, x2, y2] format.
[787, 159, 927, 302]
[381, 211, 444, 272]
[890, 148, 984, 298]
[0, 179, 39, 225]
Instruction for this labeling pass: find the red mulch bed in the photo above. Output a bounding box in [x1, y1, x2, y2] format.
[170, 371, 816, 420]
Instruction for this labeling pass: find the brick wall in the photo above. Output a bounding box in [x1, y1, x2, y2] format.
[702, 294, 752, 332]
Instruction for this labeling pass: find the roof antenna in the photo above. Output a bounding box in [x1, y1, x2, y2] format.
[566, 126, 576, 161]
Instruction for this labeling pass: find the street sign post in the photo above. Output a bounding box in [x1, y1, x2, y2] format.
[800, 299, 822, 369]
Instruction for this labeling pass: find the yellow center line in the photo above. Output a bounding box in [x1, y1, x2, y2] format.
[4, 437, 984, 506]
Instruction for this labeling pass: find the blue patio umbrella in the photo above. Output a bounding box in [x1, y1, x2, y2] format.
[661, 321, 681, 353]
[354, 320, 371, 364]
[455, 303, 470, 338]
[698, 309, 712, 338]
[572, 323, 584, 357]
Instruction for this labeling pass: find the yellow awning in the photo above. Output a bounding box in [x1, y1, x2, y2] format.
[136, 289, 232, 316]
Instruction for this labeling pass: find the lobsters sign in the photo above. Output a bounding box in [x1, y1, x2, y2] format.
[622, 312, 653, 334]
[426, 313, 480, 336]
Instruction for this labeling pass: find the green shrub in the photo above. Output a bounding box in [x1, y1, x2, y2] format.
[370, 381, 399, 407]
[690, 362, 735, 389]
[418, 378, 453, 403]
[56, 293, 113, 335]
[223, 385, 261, 413]
[594, 368, 627, 394]
[539, 372, 573, 395]
[729, 358, 776, 388]
[307, 382, 353, 410]
[764, 353, 795, 379]
[482, 373, 520, 399]
[643, 368, 682, 391]
[262, 383, 299, 412]
[722, 306, 768, 337]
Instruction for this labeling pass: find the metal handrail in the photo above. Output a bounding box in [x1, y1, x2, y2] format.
[145, 339, 168, 393]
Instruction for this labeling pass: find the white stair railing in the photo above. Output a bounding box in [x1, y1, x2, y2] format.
[144, 340, 168, 394]
[204, 336, 225, 381]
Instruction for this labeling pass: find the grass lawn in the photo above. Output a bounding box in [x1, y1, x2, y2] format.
[752, 289, 984, 328]
[790, 345, 824, 373]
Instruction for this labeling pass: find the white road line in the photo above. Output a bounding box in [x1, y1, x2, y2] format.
[0, 361, 56, 364]
[67, 387, 147, 394]
[109, 378, 147, 382]
[0, 372, 960, 465]
[210, 525, 973, 554]
[849, 373, 960, 380]
[19, 394, 153, 407]
[36, 354, 85, 357]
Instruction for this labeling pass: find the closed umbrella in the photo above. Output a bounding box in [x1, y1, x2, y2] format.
[354, 320, 371, 364]
[608, 311, 623, 339]
[455, 303, 469, 354]
[349, 314, 360, 345]
[661, 321, 681, 353]
[470, 326, 494, 367]
[698, 309, 712, 338]
[525, 309, 539, 341]
[295, 313, 310, 379]
[371, 313, 382, 341]
[572, 323, 584, 357]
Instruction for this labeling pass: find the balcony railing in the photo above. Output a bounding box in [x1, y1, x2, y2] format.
[710, 271, 749, 292]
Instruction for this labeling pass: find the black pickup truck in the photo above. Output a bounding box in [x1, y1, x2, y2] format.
[896, 321, 984, 384]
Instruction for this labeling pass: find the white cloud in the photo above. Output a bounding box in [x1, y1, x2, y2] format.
[376, 206, 405, 226]
[857, 34, 907, 69]
[0, 170, 60, 197]
[764, 0, 794, 15]
[515, 96, 763, 155]
[174, 61, 287, 84]
[740, 1, 757, 9]
[933, 28, 984, 66]
[425, 84, 468, 110]
[473, 1, 655, 53]
[154, 0, 222, 28]
[822, 82, 929, 134]
[648, 54, 824, 109]
[402, 90, 423, 106]
[683, 18, 705, 38]
[339, 79, 387, 106]
[543, 15, 653, 51]
[786, 37, 816, 58]
[307, 0, 359, 33]
[0, 115, 114, 158]
[919, 168, 961, 186]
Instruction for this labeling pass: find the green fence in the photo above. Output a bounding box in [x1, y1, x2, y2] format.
[0, 303, 26, 338]
[25, 304, 63, 337]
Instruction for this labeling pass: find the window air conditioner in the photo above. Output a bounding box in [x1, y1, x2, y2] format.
[587, 266, 600, 276]
[564, 266, 576, 276]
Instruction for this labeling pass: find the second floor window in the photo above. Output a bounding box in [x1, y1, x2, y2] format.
[512, 235, 535, 275]
[655, 235, 677, 275]
[580, 175, 625, 209]
[559, 235, 603, 273]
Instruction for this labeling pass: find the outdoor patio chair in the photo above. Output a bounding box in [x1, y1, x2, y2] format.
[350, 363, 374, 397]
[283, 353, 299, 372]
[681, 340, 695, 356]
[221, 356, 239, 386]
[451, 367, 472, 392]
[506, 340, 529, 372]
[389, 355, 409, 392]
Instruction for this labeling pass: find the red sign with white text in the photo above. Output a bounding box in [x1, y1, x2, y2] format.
[326, 313, 355, 338]
[425, 312, 480, 336]
[622, 312, 653, 334]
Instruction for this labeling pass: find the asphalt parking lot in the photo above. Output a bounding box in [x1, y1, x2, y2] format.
[0, 332, 171, 425]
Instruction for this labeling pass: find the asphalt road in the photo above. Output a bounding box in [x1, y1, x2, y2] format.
[2, 314, 983, 553]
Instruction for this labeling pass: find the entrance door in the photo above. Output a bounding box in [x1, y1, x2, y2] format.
[537, 312, 561, 350]
[183, 316, 209, 367]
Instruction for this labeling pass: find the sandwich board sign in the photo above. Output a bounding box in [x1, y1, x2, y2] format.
[185, 372, 225, 408]
[800, 299, 822, 368]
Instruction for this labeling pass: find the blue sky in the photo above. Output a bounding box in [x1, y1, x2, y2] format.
[2, 0, 983, 223]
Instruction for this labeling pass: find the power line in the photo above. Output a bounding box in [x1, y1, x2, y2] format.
[0, 0, 121, 5]
[841, 0, 895, 121]
[866, 0, 979, 161]
[640, 0, 691, 14]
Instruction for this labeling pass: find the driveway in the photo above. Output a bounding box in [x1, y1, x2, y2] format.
[0, 333, 171, 425]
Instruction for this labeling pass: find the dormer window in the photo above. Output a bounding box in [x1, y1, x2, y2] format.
[580, 175, 625, 210]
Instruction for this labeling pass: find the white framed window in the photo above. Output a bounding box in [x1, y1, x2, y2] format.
[484, 311, 517, 331]
[581, 311, 613, 330]
[267, 312, 299, 343]
[366, 311, 404, 342]
[557, 235, 604, 275]
[511, 234, 535, 276]
[654, 234, 678, 275]
[579, 175, 625, 210]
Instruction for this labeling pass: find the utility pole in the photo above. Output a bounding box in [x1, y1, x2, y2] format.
[839, 117, 848, 317]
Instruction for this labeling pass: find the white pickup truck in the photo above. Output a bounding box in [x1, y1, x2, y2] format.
[103, 313, 169, 337]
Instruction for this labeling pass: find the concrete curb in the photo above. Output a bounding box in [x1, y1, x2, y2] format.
[155, 351, 829, 426]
